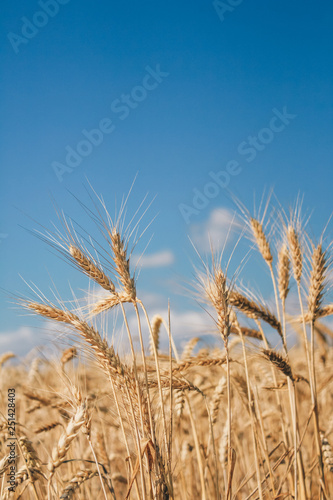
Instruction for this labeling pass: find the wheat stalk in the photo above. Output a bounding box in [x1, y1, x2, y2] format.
[27, 301, 151, 444]
[204, 265, 233, 493]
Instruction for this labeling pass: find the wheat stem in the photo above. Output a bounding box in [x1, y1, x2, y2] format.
[138, 301, 171, 491]
[233, 316, 264, 499]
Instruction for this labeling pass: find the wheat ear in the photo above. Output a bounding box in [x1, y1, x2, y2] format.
[149, 314, 162, 356]
[59, 470, 99, 499]
[93, 430, 109, 467]
[278, 244, 290, 302]
[230, 325, 263, 341]
[317, 304, 333, 319]
[230, 291, 282, 338]
[0, 454, 11, 476]
[210, 375, 226, 425]
[35, 422, 61, 434]
[320, 432, 333, 473]
[174, 389, 185, 418]
[297, 304, 333, 323]
[287, 226, 302, 283]
[7, 466, 41, 487]
[27, 358, 40, 385]
[262, 349, 294, 382]
[110, 229, 136, 299]
[48, 402, 86, 472]
[19, 437, 40, 469]
[0, 352, 15, 367]
[205, 268, 230, 340]
[308, 244, 327, 321]
[69, 245, 116, 292]
[89, 291, 132, 316]
[112, 473, 128, 484]
[181, 337, 200, 360]
[61, 347, 77, 367]
[16, 437, 41, 500]
[172, 356, 228, 374]
[219, 417, 229, 470]
[250, 218, 273, 264]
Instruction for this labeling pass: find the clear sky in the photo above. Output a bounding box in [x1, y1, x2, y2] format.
[1, 1, 332, 355]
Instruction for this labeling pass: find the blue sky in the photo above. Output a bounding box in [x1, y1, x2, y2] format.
[1, 1, 332, 355]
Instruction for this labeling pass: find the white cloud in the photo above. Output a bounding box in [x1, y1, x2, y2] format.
[132, 250, 175, 268]
[0, 321, 75, 357]
[170, 309, 210, 339]
[0, 300, 215, 358]
[0, 326, 48, 357]
[190, 207, 241, 253]
[0, 326, 35, 350]
[136, 291, 167, 309]
[122, 305, 214, 353]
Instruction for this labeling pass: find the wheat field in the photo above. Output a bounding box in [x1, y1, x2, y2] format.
[0, 192, 332, 499]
